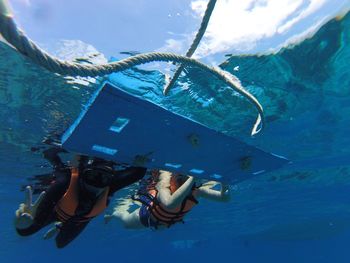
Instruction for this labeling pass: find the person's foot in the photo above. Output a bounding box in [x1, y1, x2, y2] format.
[43, 222, 62, 240]
[104, 214, 113, 224]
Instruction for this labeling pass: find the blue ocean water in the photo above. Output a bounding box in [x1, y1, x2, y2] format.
[0, 11, 350, 263]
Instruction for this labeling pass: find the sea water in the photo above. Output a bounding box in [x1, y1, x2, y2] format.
[0, 11, 350, 263]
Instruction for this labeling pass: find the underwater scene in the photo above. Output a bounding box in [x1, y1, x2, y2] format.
[1, 1, 350, 262]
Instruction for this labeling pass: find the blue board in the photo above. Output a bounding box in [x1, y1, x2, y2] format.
[61, 82, 288, 184]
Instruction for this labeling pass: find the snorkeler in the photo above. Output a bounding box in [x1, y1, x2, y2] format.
[104, 170, 230, 229]
[14, 147, 147, 248]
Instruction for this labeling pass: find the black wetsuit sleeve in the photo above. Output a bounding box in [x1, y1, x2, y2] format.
[16, 168, 71, 236]
[43, 147, 67, 169]
[109, 167, 147, 194]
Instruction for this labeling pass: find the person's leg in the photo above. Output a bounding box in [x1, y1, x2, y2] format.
[16, 213, 56, 236]
[105, 199, 144, 229]
[55, 221, 89, 249]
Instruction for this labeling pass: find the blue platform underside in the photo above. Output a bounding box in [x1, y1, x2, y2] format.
[61, 82, 288, 184]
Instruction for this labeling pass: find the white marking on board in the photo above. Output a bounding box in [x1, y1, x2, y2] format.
[210, 174, 223, 179]
[165, 163, 182, 169]
[189, 169, 204, 174]
[92, 144, 118, 155]
[110, 117, 130, 133]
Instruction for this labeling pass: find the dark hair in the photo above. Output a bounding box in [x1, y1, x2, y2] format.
[173, 174, 188, 186]
[79, 157, 116, 188]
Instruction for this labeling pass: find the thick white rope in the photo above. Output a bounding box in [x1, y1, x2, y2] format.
[163, 0, 217, 95]
[0, 0, 263, 135]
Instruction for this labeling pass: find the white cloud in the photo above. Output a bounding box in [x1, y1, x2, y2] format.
[184, 0, 330, 57]
[157, 38, 188, 54]
[12, 0, 31, 6]
[277, 17, 327, 49]
[277, 0, 326, 33]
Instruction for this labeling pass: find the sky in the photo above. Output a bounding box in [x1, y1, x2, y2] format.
[7, 0, 350, 64]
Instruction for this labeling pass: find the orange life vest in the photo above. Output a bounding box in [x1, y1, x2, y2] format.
[144, 173, 199, 227]
[55, 168, 109, 223]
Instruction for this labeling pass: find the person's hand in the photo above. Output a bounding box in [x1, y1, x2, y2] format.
[221, 184, 229, 194]
[42, 147, 66, 159]
[14, 186, 46, 229]
[132, 152, 153, 167]
[104, 214, 114, 224]
[42, 137, 63, 148]
[193, 177, 203, 187]
[221, 184, 231, 201]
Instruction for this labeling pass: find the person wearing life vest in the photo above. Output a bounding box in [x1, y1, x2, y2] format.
[14, 147, 147, 248]
[104, 170, 230, 229]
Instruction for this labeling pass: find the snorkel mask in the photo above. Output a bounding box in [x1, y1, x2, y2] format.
[82, 165, 114, 187]
[80, 158, 116, 191]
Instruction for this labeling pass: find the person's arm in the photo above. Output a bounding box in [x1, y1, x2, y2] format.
[156, 171, 195, 210]
[109, 166, 147, 193]
[55, 220, 89, 249]
[195, 181, 230, 202]
[15, 169, 71, 235]
[42, 147, 67, 170]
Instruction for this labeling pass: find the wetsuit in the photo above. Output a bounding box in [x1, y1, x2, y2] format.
[16, 149, 146, 248]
